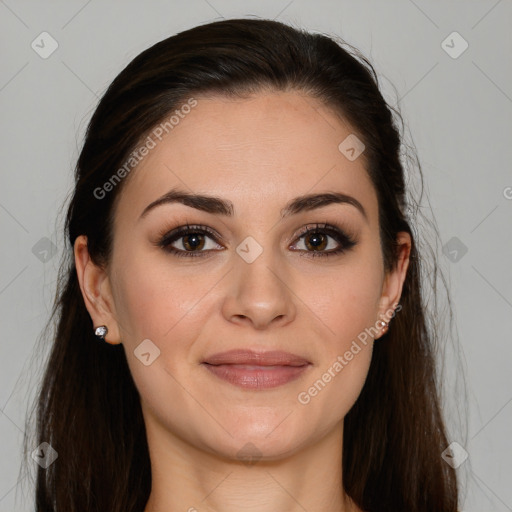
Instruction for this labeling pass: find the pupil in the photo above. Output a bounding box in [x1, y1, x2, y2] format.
[184, 234, 204, 250]
[307, 233, 326, 250]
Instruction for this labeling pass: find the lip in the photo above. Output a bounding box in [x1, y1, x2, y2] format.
[201, 349, 312, 390]
[202, 349, 311, 366]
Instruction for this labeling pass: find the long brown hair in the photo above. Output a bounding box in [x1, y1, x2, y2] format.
[21, 17, 463, 511]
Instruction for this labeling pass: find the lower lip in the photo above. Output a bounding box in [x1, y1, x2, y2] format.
[202, 363, 311, 389]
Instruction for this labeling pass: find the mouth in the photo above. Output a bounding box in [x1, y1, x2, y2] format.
[201, 349, 312, 389]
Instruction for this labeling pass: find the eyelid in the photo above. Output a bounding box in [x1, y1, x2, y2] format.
[293, 222, 352, 240]
[157, 223, 222, 246]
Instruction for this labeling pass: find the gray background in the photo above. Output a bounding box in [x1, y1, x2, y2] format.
[1, 1, 511, 511]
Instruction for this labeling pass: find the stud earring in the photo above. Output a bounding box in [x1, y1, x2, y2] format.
[94, 325, 108, 340]
[377, 319, 389, 337]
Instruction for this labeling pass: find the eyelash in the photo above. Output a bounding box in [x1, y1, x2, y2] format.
[156, 222, 357, 259]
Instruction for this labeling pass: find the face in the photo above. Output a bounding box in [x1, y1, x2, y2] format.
[76, 90, 410, 462]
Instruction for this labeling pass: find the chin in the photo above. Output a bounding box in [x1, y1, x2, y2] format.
[202, 417, 310, 462]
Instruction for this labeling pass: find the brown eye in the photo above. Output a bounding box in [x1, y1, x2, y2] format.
[303, 232, 328, 251]
[181, 233, 206, 252]
[158, 224, 223, 258]
[291, 223, 357, 258]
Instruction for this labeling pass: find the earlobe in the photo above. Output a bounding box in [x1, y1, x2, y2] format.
[74, 235, 122, 345]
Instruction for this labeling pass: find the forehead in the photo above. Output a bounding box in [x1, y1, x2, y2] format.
[115, 90, 378, 226]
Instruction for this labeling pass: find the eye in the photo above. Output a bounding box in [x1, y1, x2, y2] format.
[157, 224, 223, 258]
[290, 223, 357, 258]
[157, 222, 357, 259]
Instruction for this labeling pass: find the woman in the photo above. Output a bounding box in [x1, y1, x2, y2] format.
[26, 17, 460, 511]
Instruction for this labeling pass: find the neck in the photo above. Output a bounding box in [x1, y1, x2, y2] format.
[142, 415, 359, 512]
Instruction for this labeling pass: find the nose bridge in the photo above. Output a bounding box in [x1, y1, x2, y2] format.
[222, 235, 296, 329]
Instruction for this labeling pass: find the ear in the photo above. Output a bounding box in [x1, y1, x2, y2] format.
[376, 231, 411, 338]
[74, 235, 122, 345]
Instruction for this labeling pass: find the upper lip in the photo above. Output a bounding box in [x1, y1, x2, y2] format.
[202, 349, 311, 366]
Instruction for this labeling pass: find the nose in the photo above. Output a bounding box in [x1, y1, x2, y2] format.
[221, 251, 297, 330]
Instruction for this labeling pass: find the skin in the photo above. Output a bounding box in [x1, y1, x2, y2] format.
[75, 90, 411, 512]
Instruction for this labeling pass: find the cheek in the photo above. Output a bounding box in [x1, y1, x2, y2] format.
[295, 251, 382, 414]
[310, 258, 384, 349]
[110, 249, 222, 363]
[294, 276, 379, 429]
[110, 252, 217, 415]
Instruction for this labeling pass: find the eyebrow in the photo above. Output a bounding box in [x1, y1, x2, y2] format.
[139, 187, 368, 222]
